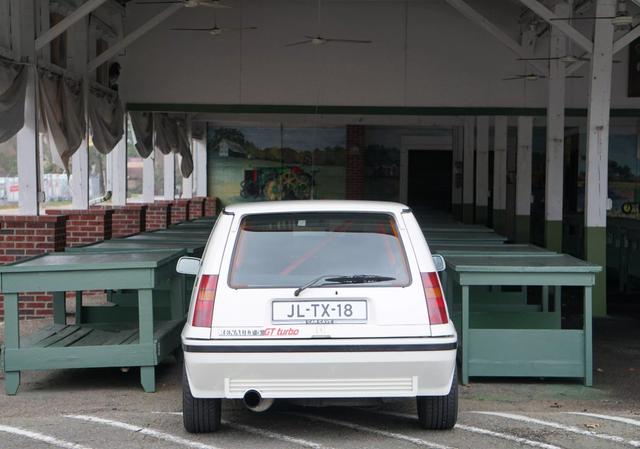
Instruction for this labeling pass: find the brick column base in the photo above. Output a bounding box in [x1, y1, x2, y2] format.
[93, 204, 147, 238]
[0, 215, 67, 320]
[46, 209, 113, 247]
[188, 198, 205, 220]
[202, 197, 218, 217]
[145, 202, 171, 231]
[170, 199, 190, 224]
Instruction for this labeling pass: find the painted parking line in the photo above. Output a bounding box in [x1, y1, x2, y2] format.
[286, 412, 454, 449]
[373, 411, 564, 449]
[64, 415, 222, 449]
[0, 424, 94, 449]
[472, 411, 640, 448]
[566, 412, 640, 428]
[153, 411, 330, 449]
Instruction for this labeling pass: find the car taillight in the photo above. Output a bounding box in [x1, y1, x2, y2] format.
[192, 275, 218, 327]
[421, 272, 448, 325]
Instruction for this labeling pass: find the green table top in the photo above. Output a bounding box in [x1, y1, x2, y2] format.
[66, 240, 205, 254]
[431, 244, 553, 256]
[151, 229, 211, 236]
[445, 254, 602, 273]
[123, 234, 208, 243]
[0, 250, 185, 274]
[172, 222, 214, 230]
[421, 224, 494, 233]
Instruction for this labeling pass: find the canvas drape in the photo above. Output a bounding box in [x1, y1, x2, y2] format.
[88, 91, 124, 155]
[0, 65, 28, 143]
[175, 118, 193, 178]
[38, 72, 85, 171]
[130, 111, 154, 158]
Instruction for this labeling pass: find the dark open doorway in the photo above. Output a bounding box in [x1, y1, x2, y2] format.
[407, 150, 452, 212]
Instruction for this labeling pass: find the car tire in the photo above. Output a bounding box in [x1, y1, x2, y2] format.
[416, 367, 458, 430]
[182, 366, 222, 433]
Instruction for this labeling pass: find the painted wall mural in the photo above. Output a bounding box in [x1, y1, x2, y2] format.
[207, 126, 346, 206]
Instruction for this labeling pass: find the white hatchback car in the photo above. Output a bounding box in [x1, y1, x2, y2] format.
[178, 200, 458, 433]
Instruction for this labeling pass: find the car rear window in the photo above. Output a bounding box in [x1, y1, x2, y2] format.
[228, 212, 411, 288]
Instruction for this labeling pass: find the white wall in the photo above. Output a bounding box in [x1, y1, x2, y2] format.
[121, 0, 638, 110]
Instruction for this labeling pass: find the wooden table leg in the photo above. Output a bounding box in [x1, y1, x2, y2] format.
[75, 291, 83, 324]
[584, 286, 593, 387]
[138, 288, 156, 393]
[461, 285, 470, 385]
[53, 291, 66, 325]
[4, 293, 21, 395]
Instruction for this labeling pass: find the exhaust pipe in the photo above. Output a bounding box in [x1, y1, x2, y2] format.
[242, 390, 274, 412]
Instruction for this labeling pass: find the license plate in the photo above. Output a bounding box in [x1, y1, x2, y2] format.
[272, 300, 368, 324]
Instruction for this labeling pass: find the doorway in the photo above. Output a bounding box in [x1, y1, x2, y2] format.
[407, 150, 452, 212]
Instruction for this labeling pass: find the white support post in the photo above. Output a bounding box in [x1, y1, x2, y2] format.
[515, 116, 533, 243]
[585, 0, 616, 317]
[87, 4, 182, 72]
[493, 116, 508, 234]
[194, 137, 207, 197]
[17, 66, 39, 215]
[475, 116, 489, 225]
[182, 120, 193, 200]
[110, 124, 127, 206]
[545, 1, 570, 252]
[462, 117, 475, 223]
[164, 153, 175, 201]
[35, 0, 108, 50]
[142, 156, 155, 203]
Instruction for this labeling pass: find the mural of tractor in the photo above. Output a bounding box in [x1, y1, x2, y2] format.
[240, 166, 315, 201]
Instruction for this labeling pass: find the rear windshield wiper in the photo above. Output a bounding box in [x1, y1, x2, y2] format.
[294, 274, 396, 297]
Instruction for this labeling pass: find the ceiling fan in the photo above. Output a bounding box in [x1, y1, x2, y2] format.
[171, 11, 257, 36]
[502, 73, 584, 81]
[135, 0, 230, 8]
[285, 0, 372, 47]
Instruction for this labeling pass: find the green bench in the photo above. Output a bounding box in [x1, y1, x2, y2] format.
[0, 250, 187, 394]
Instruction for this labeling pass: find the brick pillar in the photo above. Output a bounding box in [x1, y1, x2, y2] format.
[46, 209, 113, 247]
[202, 197, 217, 217]
[94, 204, 147, 238]
[170, 199, 190, 224]
[0, 215, 67, 320]
[145, 202, 171, 231]
[346, 125, 365, 200]
[188, 198, 205, 220]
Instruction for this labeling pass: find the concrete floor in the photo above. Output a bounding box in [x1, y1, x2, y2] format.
[0, 316, 638, 448]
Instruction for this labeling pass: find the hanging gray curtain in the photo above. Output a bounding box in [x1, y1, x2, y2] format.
[88, 91, 124, 154]
[38, 72, 85, 171]
[0, 65, 28, 143]
[154, 113, 175, 155]
[130, 111, 154, 158]
[175, 118, 193, 178]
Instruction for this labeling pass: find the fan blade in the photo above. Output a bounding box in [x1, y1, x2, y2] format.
[201, 2, 231, 7]
[567, 75, 584, 79]
[550, 16, 615, 21]
[517, 57, 562, 61]
[136, 1, 182, 4]
[222, 26, 258, 31]
[502, 76, 525, 81]
[170, 27, 213, 31]
[285, 40, 313, 47]
[324, 38, 372, 44]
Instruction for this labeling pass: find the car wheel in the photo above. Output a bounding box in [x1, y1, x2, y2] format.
[416, 367, 458, 430]
[182, 366, 222, 433]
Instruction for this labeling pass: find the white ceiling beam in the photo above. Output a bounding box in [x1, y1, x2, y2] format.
[566, 24, 640, 74]
[444, 0, 546, 75]
[516, 0, 595, 53]
[87, 4, 182, 72]
[35, 0, 109, 51]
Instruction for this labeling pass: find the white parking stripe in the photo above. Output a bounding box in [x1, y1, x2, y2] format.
[0, 424, 94, 449]
[472, 411, 640, 448]
[64, 415, 222, 449]
[371, 411, 564, 449]
[287, 412, 454, 449]
[566, 412, 640, 428]
[153, 411, 330, 449]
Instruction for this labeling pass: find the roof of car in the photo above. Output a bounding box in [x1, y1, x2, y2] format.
[224, 200, 410, 215]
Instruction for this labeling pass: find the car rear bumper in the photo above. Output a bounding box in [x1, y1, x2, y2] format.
[183, 337, 457, 399]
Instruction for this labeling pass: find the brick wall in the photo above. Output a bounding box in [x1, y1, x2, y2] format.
[46, 209, 113, 247]
[145, 202, 171, 231]
[202, 197, 217, 217]
[346, 125, 365, 200]
[97, 204, 147, 238]
[0, 215, 67, 320]
[188, 198, 205, 220]
[170, 199, 190, 224]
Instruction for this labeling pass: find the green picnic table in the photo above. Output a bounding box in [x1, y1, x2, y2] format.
[425, 231, 508, 244]
[66, 240, 206, 257]
[443, 254, 601, 386]
[172, 221, 214, 230]
[421, 224, 495, 233]
[123, 234, 208, 243]
[431, 244, 553, 256]
[0, 250, 187, 395]
[151, 229, 211, 237]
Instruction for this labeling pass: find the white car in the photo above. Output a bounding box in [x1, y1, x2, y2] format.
[178, 200, 458, 433]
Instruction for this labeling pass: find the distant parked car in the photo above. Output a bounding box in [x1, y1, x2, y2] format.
[178, 200, 458, 433]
